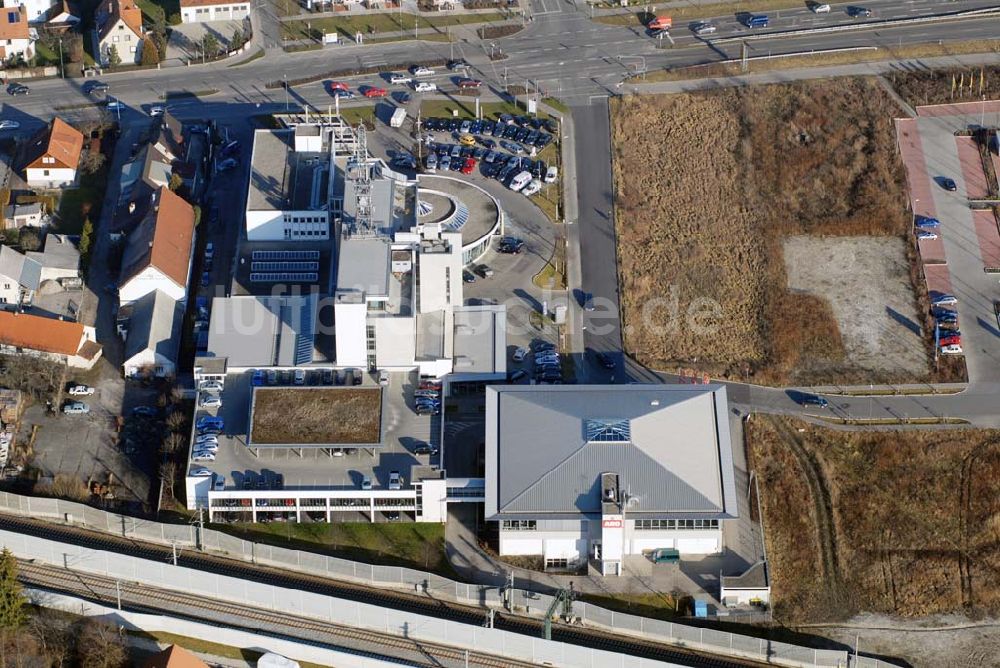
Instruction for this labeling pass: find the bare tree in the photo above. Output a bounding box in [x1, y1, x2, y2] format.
[76, 620, 127, 668]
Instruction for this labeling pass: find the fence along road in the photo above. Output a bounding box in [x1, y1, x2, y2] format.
[0, 492, 850, 667]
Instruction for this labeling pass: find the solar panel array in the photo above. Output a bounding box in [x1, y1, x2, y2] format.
[251, 261, 320, 272]
[251, 250, 320, 261]
[249, 272, 319, 283]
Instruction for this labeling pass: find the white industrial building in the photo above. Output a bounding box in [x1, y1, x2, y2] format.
[186, 119, 506, 516]
[485, 384, 739, 574]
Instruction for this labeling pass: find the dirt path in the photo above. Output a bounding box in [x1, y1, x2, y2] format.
[764, 415, 843, 595]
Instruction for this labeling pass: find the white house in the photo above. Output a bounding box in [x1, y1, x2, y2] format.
[0, 5, 34, 61]
[0, 245, 41, 309]
[0, 310, 101, 369]
[95, 0, 143, 66]
[485, 384, 739, 575]
[122, 288, 182, 378]
[3, 202, 43, 230]
[21, 117, 83, 189]
[179, 0, 249, 23]
[3, 0, 58, 24]
[118, 187, 195, 305]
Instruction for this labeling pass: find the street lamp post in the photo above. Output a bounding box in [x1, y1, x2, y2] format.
[284, 74, 289, 111]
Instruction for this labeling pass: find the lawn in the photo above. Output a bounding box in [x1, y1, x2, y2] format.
[748, 415, 1000, 623]
[219, 521, 455, 575]
[611, 80, 918, 385]
[282, 11, 508, 41]
[136, 0, 178, 24]
[250, 387, 382, 445]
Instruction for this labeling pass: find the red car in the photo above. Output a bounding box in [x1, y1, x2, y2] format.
[363, 86, 387, 98]
[939, 335, 962, 347]
[328, 81, 349, 92]
[457, 78, 482, 89]
[460, 157, 476, 174]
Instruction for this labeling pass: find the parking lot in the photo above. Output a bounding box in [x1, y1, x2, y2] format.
[188, 370, 439, 501]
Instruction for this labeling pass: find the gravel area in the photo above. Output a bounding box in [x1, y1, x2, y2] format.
[784, 236, 928, 378]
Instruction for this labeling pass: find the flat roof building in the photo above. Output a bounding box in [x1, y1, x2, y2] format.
[485, 384, 738, 574]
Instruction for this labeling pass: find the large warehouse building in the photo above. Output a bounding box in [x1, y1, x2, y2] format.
[484, 384, 739, 575]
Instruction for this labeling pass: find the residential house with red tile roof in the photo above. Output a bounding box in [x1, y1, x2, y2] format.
[0, 310, 102, 369]
[20, 117, 84, 188]
[5, 0, 61, 24]
[118, 186, 196, 304]
[0, 5, 33, 62]
[95, 0, 143, 65]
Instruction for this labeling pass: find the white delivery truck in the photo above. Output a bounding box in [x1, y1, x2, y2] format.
[390, 107, 407, 128]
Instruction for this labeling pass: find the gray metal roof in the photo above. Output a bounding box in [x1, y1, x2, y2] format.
[485, 385, 739, 520]
[0, 245, 41, 291]
[26, 234, 79, 271]
[452, 305, 506, 375]
[123, 289, 182, 365]
[336, 238, 389, 298]
[206, 293, 318, 368]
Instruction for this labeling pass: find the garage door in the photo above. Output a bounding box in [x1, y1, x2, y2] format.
[231, 6, 249, 18]
[676, 538, 719, 554]
[631, 538, 673, 554]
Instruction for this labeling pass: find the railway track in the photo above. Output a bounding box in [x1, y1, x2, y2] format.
[19, 560, 528, 668]
[0, 514, 755, 668]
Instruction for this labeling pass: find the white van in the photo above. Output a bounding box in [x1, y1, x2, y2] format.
[508, 170, 532, 192]
[414, 82, 437, 93]
[293, 369, 306, 385]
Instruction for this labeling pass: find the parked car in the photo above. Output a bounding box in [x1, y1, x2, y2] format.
[940, 177, 957, 191]
[917, 216, 941, 228]
[463, 270, 476, 283]
[190, 467, 213, 477]
[446, 59, 468, 70]
[475, 264, 494, 278]
[294, 369, 306, 385]
[410, 66, 434, 76]
[6, 83, 28, 96]
[931, 294, 958, 306]
[460, 157, 476, 174]
[199, 380, 224, 393]
[509, 369, 528, 381]
[916, 230, 938, 240]
[800, 394, 829, 408]
[846, 5, 872, 17]
[192, 453, 216, 462]
[810, 2, 831, 12]
[521, 179, 542, 197]
[389, 73, 412, 84]
[413, 443, 439, 455]
[63, 402, 90, 415]
[457, 78, 482, 89]
[68, 385, 95, 396]
[595, 352, 616, 369]
[544, 166, 558, 183]
[150, 106, 165, 117]
[363, 86, 387, 98]
[389, 470, 402, 490]
[940, 344, 964, 354]
[379, 369, 390, 386]
[512, 347, 528, 362]
[199, 394, 222, 408]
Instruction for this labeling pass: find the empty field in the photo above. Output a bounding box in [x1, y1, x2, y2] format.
[612, 79, 919, 384]
[251, 387, 382, 445]
[749, 415, 1000, 623]
[784, 236, 926, 377]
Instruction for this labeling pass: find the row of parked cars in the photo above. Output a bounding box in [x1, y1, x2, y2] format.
[423, 115, 556, 150]
[414, 377, 442, 416]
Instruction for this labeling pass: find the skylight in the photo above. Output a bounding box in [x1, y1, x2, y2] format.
[585, 418, 631, 443]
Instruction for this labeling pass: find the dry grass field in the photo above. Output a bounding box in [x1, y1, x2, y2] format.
[888, 64, 1000, 108]
[612, 79, 918, 383]
[251, 387, 382, 445]
[749, 415, 1000, 623]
